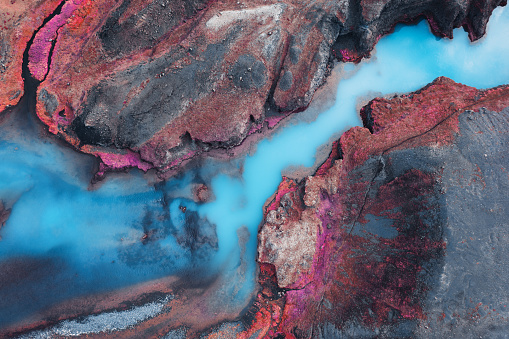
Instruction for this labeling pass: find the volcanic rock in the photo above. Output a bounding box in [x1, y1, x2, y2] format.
[192, 183, 213, 203]
[258, 178, 320, 289]
[1, 0, 505, 177]
[0, 0, 62, 111]
[251, 77, 509, 337]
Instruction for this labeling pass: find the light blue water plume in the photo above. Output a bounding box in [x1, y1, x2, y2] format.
[197, 6, 509, 300]
[0, 5, 508, 328]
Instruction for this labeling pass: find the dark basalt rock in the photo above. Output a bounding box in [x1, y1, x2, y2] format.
[1, 0, 504, 177]
[98, 0, 210, 58]
[229, 54, 268, 90]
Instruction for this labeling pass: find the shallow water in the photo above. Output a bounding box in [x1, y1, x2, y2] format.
[1, 5, 509, 329]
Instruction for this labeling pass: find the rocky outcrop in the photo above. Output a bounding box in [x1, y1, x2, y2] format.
[1, 0, 505, 177]
[0, 0, 62, 112]
[249, 77, 509, 337]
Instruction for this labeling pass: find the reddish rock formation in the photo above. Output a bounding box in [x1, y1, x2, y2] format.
[1, 0, 505, 177]
[248, 77, 509, 337]
[192, 183, 213, 203]
[0, 0, 62, 112]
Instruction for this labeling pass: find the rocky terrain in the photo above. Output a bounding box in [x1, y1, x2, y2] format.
[0, 0, 506, 178]
[2, 77, 508, 338]
[1, 0, 509, 338]
[250, 77, 509, 337]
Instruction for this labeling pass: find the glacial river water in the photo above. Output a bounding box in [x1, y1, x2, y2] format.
[0, 6, 508, 331]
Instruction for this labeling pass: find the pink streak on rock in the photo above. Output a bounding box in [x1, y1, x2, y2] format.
[247, 122, 264, 135]
[28, 0, 84, 81]
[266, 178, 298, 212]
[266, 114, 289, 129]
[249, 113, 292, 135]
[96, 151, 153, 176]
[339, 49, 357, 62]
